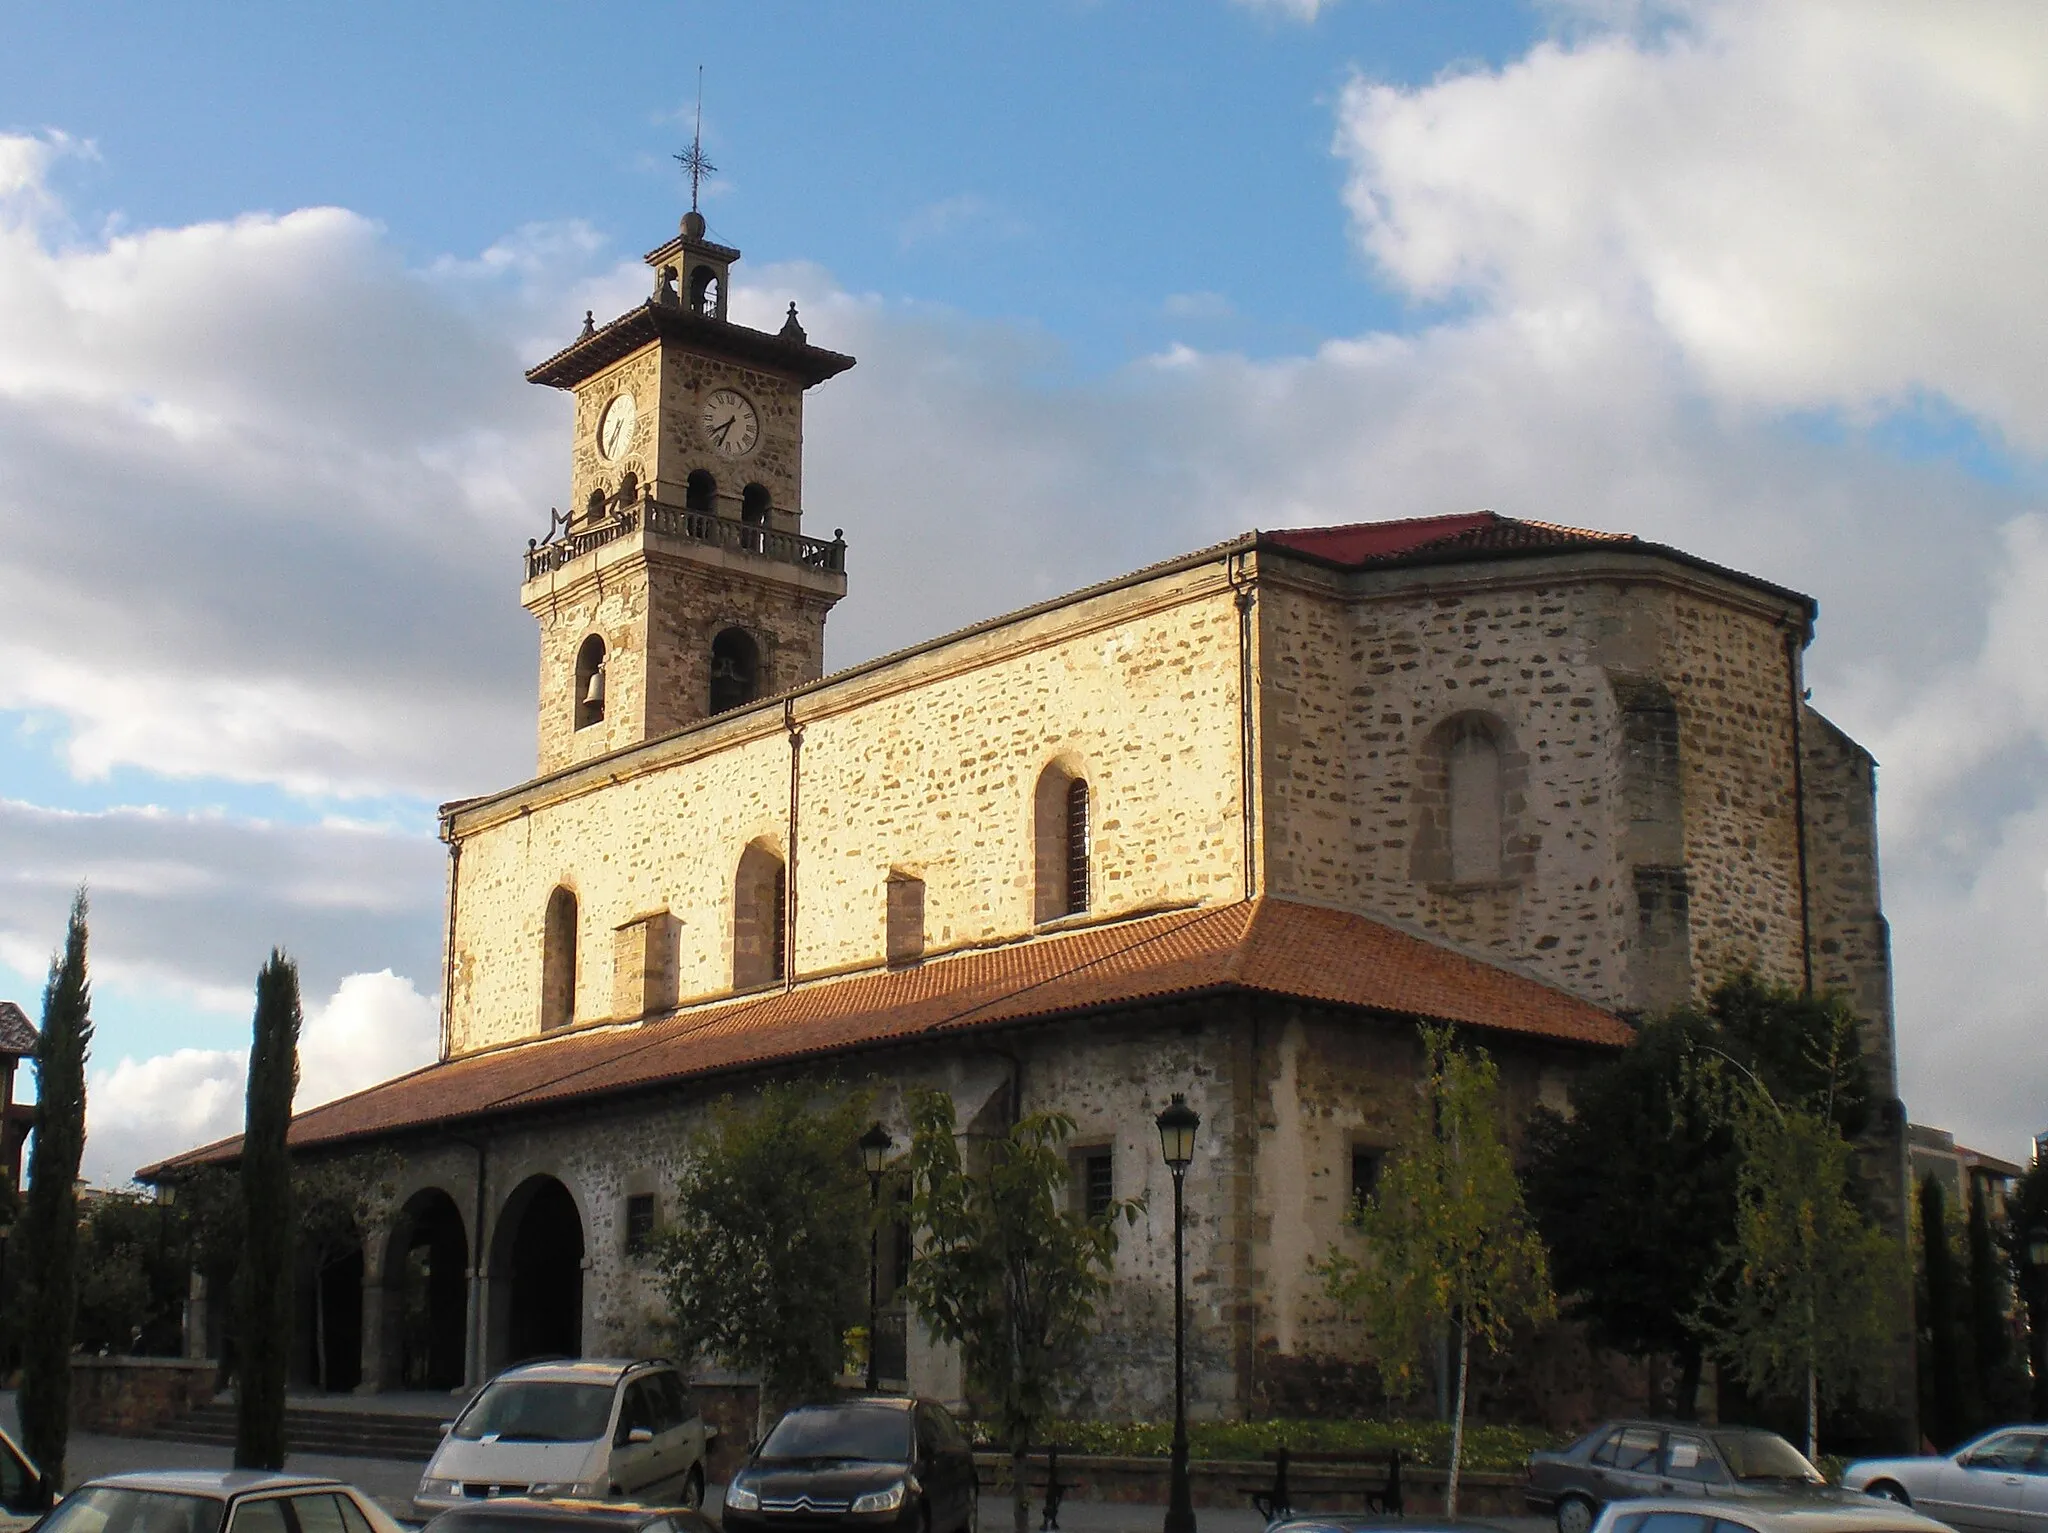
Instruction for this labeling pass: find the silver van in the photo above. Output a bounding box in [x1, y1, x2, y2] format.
[414, 1359, 709, 1519]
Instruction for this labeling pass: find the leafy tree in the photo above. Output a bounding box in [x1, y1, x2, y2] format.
[1525, 974, 1875, 1414]
[1917, 1176, 1969, 1449]
[2007, 1158, 2048, 1421]
[1965, 1176, 2025, 1425]
[235, 951, 302, 1471]
[75, 1192, 188, 1356]
[658, 1082, 873, 1437]
[17, 889, 93, 1487]
[295, 1152, 400, 1390]
[901, 1087, 1137, 1533]
[1698, 1085, 1899, 1459]
[1318, 1024, 1555, 1516]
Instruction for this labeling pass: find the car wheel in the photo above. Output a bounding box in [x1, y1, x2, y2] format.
[681, 1465, 706, 1511]
[1867, 1483, 1910, 1506]
[1557, 1495, 1597, 1533]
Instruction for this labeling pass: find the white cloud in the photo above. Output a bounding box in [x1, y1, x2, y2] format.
[77, 969, 440, 1186]
[1231, 0, 1336, 21]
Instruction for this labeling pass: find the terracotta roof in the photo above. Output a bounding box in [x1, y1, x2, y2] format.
[1262, 512, 1636, 568]
[0, 1001, 36, 1057]
[141, 897, 1627, 1177]
[525, 301, 856, 391]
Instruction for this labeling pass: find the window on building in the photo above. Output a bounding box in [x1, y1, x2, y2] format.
[1033, 763, 1092, 923]
[734, 841, 787, 989]
[541, 886, 578, 1031]
[740, 483, 771, 552]
[685, 469, 717, 514]
[709, 627, 761, 715]
[1070, 1147, 1113, 1219]
[1446, 716, 1504, 884]
[1350, 1146, 1383, 1210]
[573, 634, 606, 730]
[624, 1193, 656, 1256]
[886, 873, 926, 965]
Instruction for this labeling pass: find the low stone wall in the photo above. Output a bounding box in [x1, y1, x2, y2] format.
[973, 1450, 1524, 1516]
[70, 1357, 220, 1436]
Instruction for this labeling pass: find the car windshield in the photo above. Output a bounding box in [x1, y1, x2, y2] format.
[1713, 1434, 1823, 1482]
[36, 1488, 225, 1533]
[758, 1406, 913, 1463]
[453, 1381, 616, 1443]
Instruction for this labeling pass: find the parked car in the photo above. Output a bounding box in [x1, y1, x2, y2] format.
[419, 1496, 717, 1533]
[24, 1470, 409, 1533]
[720, 1398, 978, 1533]
[1261, 1518, 1510, 1533]
[1588, 1492, 1954, 1533]
[1528, 1422, 1834, 1533]
[1842, 1425, 2048, 1530]
[0, 1427, 54, 1533]
[414, 1360, 710, 1520]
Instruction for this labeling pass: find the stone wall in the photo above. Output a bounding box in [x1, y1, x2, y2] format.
[69, 1357, 219, 1435]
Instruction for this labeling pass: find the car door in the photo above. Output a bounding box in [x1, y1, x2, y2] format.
[0, 1432, 47, 1533]
[647, 1371, 696, 1498]
[2013, 1433, 2048, 1533]
[609, 1377, 663, 1496]
[1934, 1432, 2038, 1531]
[1659, 1432, 1729, 1501]
[1591, 1427, 1668, 1508]
[923, 1403, 977, 1533]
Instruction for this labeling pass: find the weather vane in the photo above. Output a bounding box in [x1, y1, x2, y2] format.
[674, 66, 716, 214]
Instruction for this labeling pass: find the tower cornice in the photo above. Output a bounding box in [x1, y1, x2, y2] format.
[525, 300, 856, 392]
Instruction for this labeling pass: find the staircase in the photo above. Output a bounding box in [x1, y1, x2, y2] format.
[153, 1402, 451, 1462]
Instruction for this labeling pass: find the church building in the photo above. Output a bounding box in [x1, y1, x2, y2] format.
[148, 204, 1908, 1427]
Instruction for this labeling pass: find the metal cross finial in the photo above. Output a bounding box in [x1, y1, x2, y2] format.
[674, 66, 716, 213]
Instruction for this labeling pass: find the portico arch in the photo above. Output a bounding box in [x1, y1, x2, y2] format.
[488, 1174, 586, 1369]
[380, 1186, 470, 1392]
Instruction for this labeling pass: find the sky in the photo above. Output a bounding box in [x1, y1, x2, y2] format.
[2, 0, 2046, 1184]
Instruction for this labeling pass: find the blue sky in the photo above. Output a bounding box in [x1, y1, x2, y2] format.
[4, 0, 2047, 1179]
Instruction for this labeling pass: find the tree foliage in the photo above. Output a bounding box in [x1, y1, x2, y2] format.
[900, 1087, 1137, 1533]
[1318, 1024, 1555, 1516]
[2006, 1158, 2048, 1421]
[1525, 974, 1875, 1416]
[1917, 1177, 1969, 1450]
[235, 951, 302, 1471]
[1697, 1085, 1899, 1459]
[17, 888, 93, 1486]
[658, 1082, 872, 1434]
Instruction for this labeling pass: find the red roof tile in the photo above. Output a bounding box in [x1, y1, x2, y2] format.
[141, 897, 1627, 1176]
[0, 1001, 36, 1057]
[1263, 512, 1636, 568]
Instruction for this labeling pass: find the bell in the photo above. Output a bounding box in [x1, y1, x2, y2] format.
[583, 667, 606, 707]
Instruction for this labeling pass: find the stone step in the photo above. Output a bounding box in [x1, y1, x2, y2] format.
[151, 1404, 449, 1462]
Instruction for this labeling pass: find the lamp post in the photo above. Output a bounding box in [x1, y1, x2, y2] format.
[1155, 1094, 1200, 1533]
[860, 1122, 894, 1393]
[2027, 1223, 2048, 1421]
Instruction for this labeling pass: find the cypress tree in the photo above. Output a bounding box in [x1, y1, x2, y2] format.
[234, 951, 301, 1471]
[1919, 1176, 1968, 1449]
[17, 889, 93, 1488]
[1965, 1176, 2014, 1425]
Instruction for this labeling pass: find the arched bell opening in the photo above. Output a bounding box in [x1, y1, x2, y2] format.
[488, 1174, 586, 1370]
[740, 483, 771, 553]
[685, 469, 717, 515]
[573, 636, 606, 732]
[688, 264, 722, 318]
[709, 627, 761, 715]
[381, 1187, 470, 1392]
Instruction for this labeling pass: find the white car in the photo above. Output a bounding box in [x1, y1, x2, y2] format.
[414, 1359, 709, 1519]
[0, 1427, 50, 1533]
[1843, 1426, 2048, 1531]
[1589, 1492, 1955, 1533]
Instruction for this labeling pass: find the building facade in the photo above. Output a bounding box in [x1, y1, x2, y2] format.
[149, 206, 1910, 1434]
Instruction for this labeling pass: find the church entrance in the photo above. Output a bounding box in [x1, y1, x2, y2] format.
[385, 1187, 469, 1391]
[491, 1175, 584, 1367]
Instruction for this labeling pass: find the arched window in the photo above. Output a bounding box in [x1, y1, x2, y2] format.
[709, 627, 760, 715]
[541, 886, 578, 1031]
[1034, 763, 1091, 922]
[740, 483, 771, 553]
[1446, 716, 1504, 884]
[689, 265, 721, 318]
[573, 634, 606, 730]
[584, 489, 606, 525]
[734, 841, 787, 989]
[685, 470, 717, 514]
[616, 470, 639, 507]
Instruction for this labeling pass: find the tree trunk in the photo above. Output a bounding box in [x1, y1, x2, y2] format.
[1447, 1321, 1470, 1518]
[314, 1262, 328, 1392]
[1806, 1362, 1819, 1464]
[1011, 1444, 1029, 1533]
[1675, 1342, 1704, 1423]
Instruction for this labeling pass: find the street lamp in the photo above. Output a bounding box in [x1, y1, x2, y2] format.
[860, 1122, 894, 1393]
[1155, 1093, 1200, 1533]
[2028, 1224, 2048, 1420]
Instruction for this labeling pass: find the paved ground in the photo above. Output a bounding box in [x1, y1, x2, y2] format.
[4, 1393, 1547, 1533]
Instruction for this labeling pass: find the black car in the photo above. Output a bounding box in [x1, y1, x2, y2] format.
[421, 1497, 718, 1533]
[1526, 1422, 1832, 1533]
[721, 1398, 978, 1533]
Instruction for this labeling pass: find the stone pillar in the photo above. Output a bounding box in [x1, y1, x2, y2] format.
[356, 1279, 387, 1394]
[465, 1263, 485, 1387]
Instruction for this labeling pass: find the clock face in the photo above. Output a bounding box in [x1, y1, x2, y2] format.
[702, 388, 760, 458]
[597, 392, 637, 461]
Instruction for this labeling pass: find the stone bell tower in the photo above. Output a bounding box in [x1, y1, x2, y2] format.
[521, 209, 856, 775]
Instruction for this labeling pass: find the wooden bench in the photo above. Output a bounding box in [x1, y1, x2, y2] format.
[1249, 1446, 1404, 1522]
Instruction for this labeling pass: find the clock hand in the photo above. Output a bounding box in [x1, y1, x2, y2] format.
[710, 416, 735, 444]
